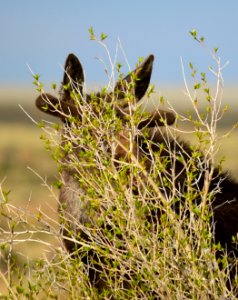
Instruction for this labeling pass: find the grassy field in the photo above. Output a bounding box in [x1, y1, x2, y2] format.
[1, 86, 238, 296]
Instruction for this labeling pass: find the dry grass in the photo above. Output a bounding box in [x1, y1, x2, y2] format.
[0, 124, 59, 294]
[0, 123, 57, 208]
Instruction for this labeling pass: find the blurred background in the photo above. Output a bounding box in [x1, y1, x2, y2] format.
[1, 0, 238, 275]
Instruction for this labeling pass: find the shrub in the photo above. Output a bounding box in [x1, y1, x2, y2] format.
[1, 30, 237, 299]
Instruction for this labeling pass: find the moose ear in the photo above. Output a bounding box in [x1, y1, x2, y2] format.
[114, 54, 154, 101]
[35, 93, 82, 121]
[62, 53, 84, 97]
[36, 93, 62, 118]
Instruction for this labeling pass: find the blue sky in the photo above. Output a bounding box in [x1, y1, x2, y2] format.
[1, 1, 238, 87]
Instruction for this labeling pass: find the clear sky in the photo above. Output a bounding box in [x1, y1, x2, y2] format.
[1, 0, 238, 87]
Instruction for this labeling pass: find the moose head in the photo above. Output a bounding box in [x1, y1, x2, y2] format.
[35, 53, 238, 295]
[35, 53, 175, 129]
[34, 53, 177, 290]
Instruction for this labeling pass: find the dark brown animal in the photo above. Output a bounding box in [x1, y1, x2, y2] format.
[35, 53, 176, 290]
[35, 53, 238, 292]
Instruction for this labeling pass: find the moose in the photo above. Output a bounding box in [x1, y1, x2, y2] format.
[35, 53, 238, 294]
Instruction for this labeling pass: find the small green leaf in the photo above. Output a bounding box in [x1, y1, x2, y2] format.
[147, 84, 155, 97]
[194, 83, 201, 90]
[193, 98, 198, 106]
[88, 26, 96, 40]
[36, 211, 42, 221]
[116, 62, 122, 73]
[137, 57, 144, 64]
[37, 121, 45, 128]
[53, 180, 63, 189]
[33, 74, 40, 81]
[233, 122, 238, 129]
[206, 95, 211, 102]
[52, 82, 57, 90]
[223, 104, 229, 113]
[206, 106, 211, 113]
[100, 32, 108, 41]
[16, 286, 24, 294]
[160, 96, 165, 105]
[189, 29, 197, 39]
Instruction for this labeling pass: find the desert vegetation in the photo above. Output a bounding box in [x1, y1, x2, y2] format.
[1, 30, 238, 299]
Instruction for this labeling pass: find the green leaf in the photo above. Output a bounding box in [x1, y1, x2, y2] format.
[194, 83, 201, 90]
[189, 29, 197, 39]
[88, 26, 96, 40]
[206, 106, 211, 113]
[53, 180, 63, 189]
[52, 82, 57, 90]
[193, 98, 198, 106]
[36, 211, 42, 221]
[16, 286, 25, 294]
[33, 74, 40, 81]
[223, 104, 229, 113]
[159, 96, 165, 105]
[100, 32, 108, 41]
[146, 84, 155, 97]
[116, 62, 122, 73]
[137, 57, 144, 64]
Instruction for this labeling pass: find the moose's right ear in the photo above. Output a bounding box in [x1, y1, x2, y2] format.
[62, 53, 84, 97]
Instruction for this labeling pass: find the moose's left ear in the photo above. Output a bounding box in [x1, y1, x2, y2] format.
[36, 93, 63, 118]
[115, 54, 154, 101]
[35, 93, 82, 121]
